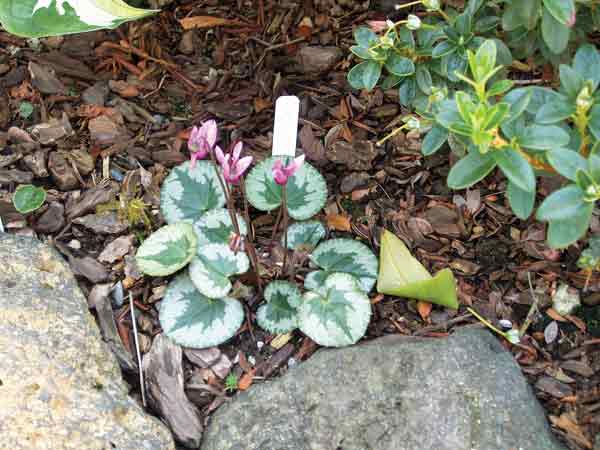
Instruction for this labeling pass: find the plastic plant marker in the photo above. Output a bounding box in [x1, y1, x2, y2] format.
[256, 281, 302, 333]
[376, 230, 459, 309]
[272, 96, 300, 157]
[12, 185, 46, 213]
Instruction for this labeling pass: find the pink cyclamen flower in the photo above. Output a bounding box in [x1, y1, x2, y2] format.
[189, 120, 220, 167]
[272, 155, 305, 185]
[215, 141, 253, 184]
[567, 10, 576, 27]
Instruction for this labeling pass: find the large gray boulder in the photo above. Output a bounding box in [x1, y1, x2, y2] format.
[202, 328, 567, 450]
[0, 234, 175, 450]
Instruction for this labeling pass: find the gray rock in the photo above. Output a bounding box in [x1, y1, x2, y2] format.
[0, 234, 175, 450]
[340, 171, 370, 193]
[82, 81, 110, 106]
[73, 212, 129, 234]
[327, 139, 377, 170]
[294, 46, 343, 74]
[201, 329, 567, 450]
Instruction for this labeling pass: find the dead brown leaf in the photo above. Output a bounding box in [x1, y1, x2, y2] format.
[238, 368, 256, 391]
[327, 213, 351, 231]
[417, 301, 432, 320]
[179, 16, 242, 30]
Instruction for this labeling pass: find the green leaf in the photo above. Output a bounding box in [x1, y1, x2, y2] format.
[507, 180, 535, 219]
[422, 125, 448, 156]
[299, 273, 371, 347]
[284, 220, 326, 251]
[160, 160, 225, 224]
[350, 46, 372, 60]
[589, 147, 600, 183]
[136, 222, 198, 276]
[432, 41, 456, 58]
[577, 236, 600, 270]
[188, 243, 249, 299]
[12, 184, 45, 213]
[380, 74, 403, 89]
[587, 104, 600, 141]
[547, 204, 593, 248]
[415, 66, 432, 95]
[19, 101, 34, 119]
[574, 44, 600, 90]
[0, 0, 157, 38]
[543, 0, 575, 25]
[471, 39, 497, 83]
[518, 125, 570, 150]
[487, 80, 513, 97]
[447, 151, 497, 189]
[257, 281, 302, 333]
[192, 208, 247, 247]
[399, 77, 417, 106]
[348, 61, 382, 90]
[541, 6, 570, 55]
[385, 54, 415, 77]
[559, 65, 584, 98]
[354, 27, 378, 48]
[160, 273, 244, 348]
[482, 102, 510, 131]
[547, 148, 587, 181]
[455, 91, 475, 122]
[310, 238, 379, 293]
[535, 99, 575, 124]
[536, 185, 586, 221]
[304, 270, 329, 291]
[245, 156, 327, 220]
[492, 148, 536, 192]
[504, 88, 531, 123]
[436, 100, 462, 128]
[376, 230, 458, 308]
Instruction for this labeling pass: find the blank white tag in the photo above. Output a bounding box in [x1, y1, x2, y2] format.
[272, 96, 299, 156]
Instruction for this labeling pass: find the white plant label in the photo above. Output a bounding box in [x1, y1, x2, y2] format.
[272, 96, 300, 157]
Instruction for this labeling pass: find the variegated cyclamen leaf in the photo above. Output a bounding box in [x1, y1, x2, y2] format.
[193, 208, 247, 247]
[188, 243, 249, 299]
[256, 281, 302, 333]
[160, 273, 244, 348]
[284, 220, 326, 251]
[161, 161, 226, 224]
[310, 239, 379, 293]
[304, 270, 328, 292]
[0, 0, 157, 38]
[299, 273, 371, 347]
[245, 156, 327, 220]
[135, 222, 197, 276]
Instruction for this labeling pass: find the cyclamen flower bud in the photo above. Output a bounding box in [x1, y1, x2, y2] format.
[406, 14, 422, 30]
[406, 117, 421, 130]
[422, 0, 441, 11]
[505, 329, 520, 345]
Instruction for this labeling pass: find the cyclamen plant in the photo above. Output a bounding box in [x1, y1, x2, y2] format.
[136, 121, 379, 348]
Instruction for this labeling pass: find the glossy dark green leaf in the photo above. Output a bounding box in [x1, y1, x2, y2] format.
[574, 44, 600, 89]
[363, 60, 382, 90]
[422, 125, 449, 156]
[399, 77, 417, 106]
[380, 74, 403, 89]
[385, 54, 415, 77]
[445, 52, 468, 82]
[492, 148, 536, 192]
[416, 66, 433, 95]
[503, 88, 532, 123]
[447, 151, 497, 189]
[536, 184, 586, 221]
[588, 104, 600, 141]
[354, 27, 378, 48]
[547, 148, 587, 181]
[518, 125, 570, 149]
[541, 5, 570, 55]
[432, 40, 456, 58]
[547, 204, 593, 248]
[559, 64, 584, 98]
[535, 99, 575, 124]
[543, 0, 575, 25]
[507, 180, 535, 219]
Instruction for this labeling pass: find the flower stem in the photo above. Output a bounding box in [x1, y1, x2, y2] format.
[467, 307, 507, 338]
[209, 151, 240, 235]
[394, 0, 422, 9]
[376, 123, 408, 147]
[281, 184, 289, 276]
[239, 178, 254, 242]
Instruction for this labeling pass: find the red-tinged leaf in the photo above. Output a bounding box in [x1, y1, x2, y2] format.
[326, 214, 351, 231]
[238, 369, 256, 391]
[417, 300, 432, 320]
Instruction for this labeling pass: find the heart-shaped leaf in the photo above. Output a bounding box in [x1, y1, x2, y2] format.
[245, 156, 327, 220]
[257, 281, 302, 334]
[188, 243, 249, 299]
[12, 184, 46, 213]
[0, 0, 157, 38]
[304, 270, 328, 291]
[376, 230, 458, 308]
[284, 220, 326, 251]
[193, 208, 247, 246]
[135, 222, 197, 276]
[299, 273, 371, 347]
[161, 160, 226, 224]
[160, 273, 244, 348]
[310, 238, 379, 293]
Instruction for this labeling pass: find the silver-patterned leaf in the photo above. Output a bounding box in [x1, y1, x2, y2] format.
[257, 281, 302, 334]
[192, 208, 247, 247]
[160, 160, 226, 224]
[160, 273, 244, 348]
[299, 273, 371, 347]
[283, 220, 326, 251]
[304, 270, 328, 292]
[188, 243, 249, 299]
[135, 222, 197, 276]
[245, 156, 327, 220]
[310, 238, 379, 293]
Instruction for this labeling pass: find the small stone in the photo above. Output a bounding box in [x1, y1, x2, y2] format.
[88, 115, 124, 144]
[137, 333, 152, 354]
[65, 183, 115, 220]
[8, 126, 34, 144]
[0, 169, 33, 184]
[68, 255, 109, 283]
[68, 149, 95, 176]
[211, 353, 233, 379]
[98, 235, 135, 263]
[340, 172, 370, 194]
[23, 150, 49, 178]
[108, 80, 139, 98]
[552, 284, 580, 316]
[28, 61, 65, 94]
[327, 140, 377, 170]
[34, 202, 65, 233]
[48, 152, 79, 190]
[31, 113, 73, 145]
[124, 254, 143, 280]
[73, 212, 129, 234]
[184, 347, 222, 368]
[535, 376, 574, 399]
[294, 46, 343, 74]
[82, 81, 110, 106]
[67, 239, 81, 250]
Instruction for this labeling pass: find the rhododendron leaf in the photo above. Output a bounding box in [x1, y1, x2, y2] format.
[377, 230, 458, 309]
[188, 243, 249, 299]
[161, 161, 226, 224]
[257, 281, 302, 333]
[310, 239, 379, 293]
[193, 208, 247, 246]
[284, 220, 326, 251]
[299, 273, 371, 347]
[245, 156, 327, 220]
[135, 222, 197, 276]
[160, 273, 244, 349]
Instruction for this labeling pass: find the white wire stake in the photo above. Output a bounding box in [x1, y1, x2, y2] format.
[129, 292, 147, 408]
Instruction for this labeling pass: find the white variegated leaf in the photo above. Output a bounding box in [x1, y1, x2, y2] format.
[303, 270, 328, 292]
[135, 222, 197, 276]
[188, 243, 249, 299]
[310, 239, 379, 293]
[245, 156, 327, 220]
[299, 273, 371, 347]
[284, 220, 326, 251]
[161, 161, 226, 224]
[0, 0, 157, 38]
[160, 273, 244, 348]
[256, 281, 302, 333]
[192, 208, 247, 247]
